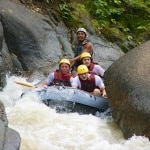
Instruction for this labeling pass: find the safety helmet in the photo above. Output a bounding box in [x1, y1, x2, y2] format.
[59, 59, 70, 67]
[77, 28, 87, 36]
[80, 52, 91, 60]
[77, 65, 89, 74]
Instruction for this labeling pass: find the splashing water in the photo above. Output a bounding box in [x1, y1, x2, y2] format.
[0, 75, 150, 150]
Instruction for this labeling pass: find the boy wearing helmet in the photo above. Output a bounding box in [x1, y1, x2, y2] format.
[80, 52, 105, 78]
[69, 28, 93, 77]
[71, 65, 107, 97]
[42, 59, 73, 87]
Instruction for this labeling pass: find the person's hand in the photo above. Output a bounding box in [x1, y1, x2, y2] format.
[102, 90, 107, 98]
[68, 58, 75, 67]
[36, 84, 47, 88]
[42, 84, 48, 88]
[68, 58, 74, 63]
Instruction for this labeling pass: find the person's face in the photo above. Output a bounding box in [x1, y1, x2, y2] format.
[59, 63, 70, 74]
[79, 72, 88, 80]
[82, 57, 91, 67]
[77, 31, 86, 42]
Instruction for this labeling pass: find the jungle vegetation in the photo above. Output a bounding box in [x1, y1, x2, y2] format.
[32, 0, 150, 52]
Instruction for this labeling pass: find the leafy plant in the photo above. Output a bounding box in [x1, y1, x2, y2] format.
[85, 0, 124, 27]
[127, 35, 133, 41]
[137, 26, 147, 31]
[59, 0, 72, 22]
[83, 0, 150, 50]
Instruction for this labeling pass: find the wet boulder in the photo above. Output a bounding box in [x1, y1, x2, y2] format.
[0, 22, 7, 89]
[0, 0, 73, 72]
[104, 40, 150, 139]
[0, 0, 124, 78]
[0, 101, 21, 150]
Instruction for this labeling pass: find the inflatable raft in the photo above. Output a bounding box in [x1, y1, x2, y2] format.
[28, 86, 109, 114]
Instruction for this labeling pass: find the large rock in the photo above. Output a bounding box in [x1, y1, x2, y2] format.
[104, 40, 150, 139]
[0, 22, 7, 89]
[0, 101, 21, 150]
[0, 0, 68, 71]
[0, 0, 124, 78]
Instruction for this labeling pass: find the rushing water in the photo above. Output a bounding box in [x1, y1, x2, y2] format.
[0, 75, 150, 150]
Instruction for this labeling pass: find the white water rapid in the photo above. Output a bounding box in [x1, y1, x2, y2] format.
[0, 75, 150, 150]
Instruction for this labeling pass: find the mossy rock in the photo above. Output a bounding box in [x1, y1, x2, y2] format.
[101, 27, 125, 42]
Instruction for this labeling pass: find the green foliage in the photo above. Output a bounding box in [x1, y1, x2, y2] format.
[127, 35, 133, 41]
[83, 0, 150, 48]
[85, 0, 124, 27]
[35, 0, 150, 51]
[66, 3, 91, 27]
[137, 26, 147, 31]
[91, 19, 99, 29]
[59, 0, 73, 22]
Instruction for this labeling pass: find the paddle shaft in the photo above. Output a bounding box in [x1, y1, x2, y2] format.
[14, 81, 35, 88]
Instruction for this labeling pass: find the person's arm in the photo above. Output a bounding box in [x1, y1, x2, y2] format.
[95, 75, 107, 97]
[42, 72, 54, 87]
[94, 65, 105, 77]
[71, 76, 79, 88]
[69, 42, 93, 66]
[100, 88, 107, 97]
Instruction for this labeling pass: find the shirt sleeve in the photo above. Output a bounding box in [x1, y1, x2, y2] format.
[45, 72, 54, 85]
[95, 75, 105, 89]
[93, 65, 105, 77]
[71, 76, 80, 88]
[70, 77, 74, 85]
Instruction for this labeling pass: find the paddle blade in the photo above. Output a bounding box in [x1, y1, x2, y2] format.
[14, 81, 35, 88]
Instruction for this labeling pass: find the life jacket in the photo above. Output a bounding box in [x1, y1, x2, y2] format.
[88, 62, 95, 72]
[79, 74, 98, 92]
[88, 62, 104, 78]
[72, 40, 93, 70]
[50, 70, 71, 86]
[74, 40, 88, 57]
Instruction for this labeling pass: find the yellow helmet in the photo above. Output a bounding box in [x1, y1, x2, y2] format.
[59, 59, 70, 66]
[77, 65, 89, 74]
[80, 52, 91, 60]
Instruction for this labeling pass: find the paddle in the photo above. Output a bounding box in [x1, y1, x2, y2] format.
[14, 81, 36, 88]
[13, 81, 38, 100]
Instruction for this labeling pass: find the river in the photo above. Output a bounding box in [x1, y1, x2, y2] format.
[0, 75, 150, 150]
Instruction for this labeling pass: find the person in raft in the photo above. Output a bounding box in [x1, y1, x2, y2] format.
[80, 52, 105, 78]
[69, 28, 94, 77]
[42, 59, 73, 87]
[71, 64, 107, 97]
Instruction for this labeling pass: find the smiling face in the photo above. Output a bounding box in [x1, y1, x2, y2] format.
[79, 72, 88, 80]
[59, 63, 70, 74]
[82, 57, 91, 67]
[77, 31, 86, 42]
